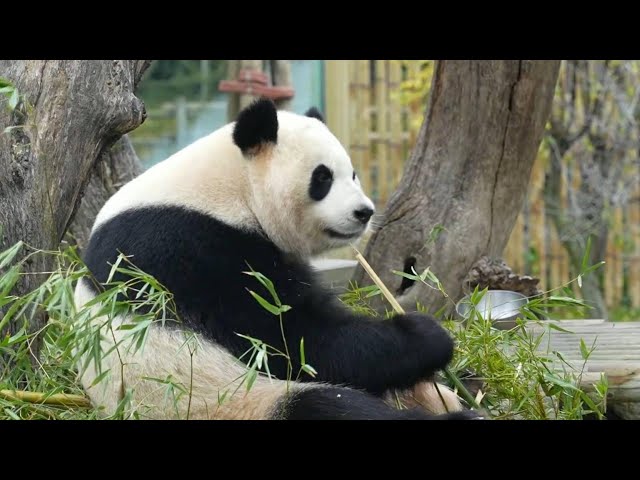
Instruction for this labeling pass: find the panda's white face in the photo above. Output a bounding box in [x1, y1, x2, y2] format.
[296, 123, 375, 248]
[239, 102, 375, 257]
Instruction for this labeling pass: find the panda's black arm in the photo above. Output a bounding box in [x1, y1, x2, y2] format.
[286, 294, 455, 395]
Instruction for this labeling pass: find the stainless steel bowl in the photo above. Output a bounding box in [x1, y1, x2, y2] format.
[455, 290, 529, 330]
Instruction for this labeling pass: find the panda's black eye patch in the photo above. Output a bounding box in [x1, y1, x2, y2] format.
[309, 164, 333, 201]
[352, 170, 356, 181]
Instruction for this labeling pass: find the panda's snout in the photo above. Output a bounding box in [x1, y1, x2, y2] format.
[353, 206, 375, 224]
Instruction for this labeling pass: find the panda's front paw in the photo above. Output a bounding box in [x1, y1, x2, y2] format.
[393, 312, 454, 373]
[442, 409, 487, 420]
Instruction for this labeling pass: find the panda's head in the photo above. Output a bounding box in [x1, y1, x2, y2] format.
[233, 98, 375, 257]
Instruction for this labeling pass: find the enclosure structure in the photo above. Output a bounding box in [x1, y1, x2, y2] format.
[503, 147, 640, 312]
[322, 61, 640, 315]
[127, 60, 640, 314]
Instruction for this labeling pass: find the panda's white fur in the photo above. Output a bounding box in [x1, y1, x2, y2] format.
[93, 111, 374, 258]
[74, 283, 461, 419]
[74, 99, 471, 420]
[74, 280, 310, 419]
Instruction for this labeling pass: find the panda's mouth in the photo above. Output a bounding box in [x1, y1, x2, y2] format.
[324, 228, 362, 240]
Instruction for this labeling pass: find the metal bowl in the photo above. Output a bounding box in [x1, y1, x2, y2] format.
[455, 290, 529, 330]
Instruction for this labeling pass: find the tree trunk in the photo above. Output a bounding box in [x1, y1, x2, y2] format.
[0, 60, 150, 344]
[353, 60, 561, 316]
[65, 134, 144, 252]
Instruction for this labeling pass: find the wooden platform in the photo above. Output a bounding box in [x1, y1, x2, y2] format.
[526, 319, 640, 419]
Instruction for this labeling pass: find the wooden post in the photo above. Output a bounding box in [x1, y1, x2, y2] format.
[200, 60, 209, 102]
[226, 60, 263, 121]
[325, 61, 351, 150]
[389, 61, 403, 193]
[504, 211, 525, 275]
[226, 60, 240, 122]
[550, 222, 563, 292]
[560, 161, 570, 286]
[531, 156, 548, 292]
[605, 205, 624, 309]
[271, 60, 292, 111]
[175, 96, 187, 149]
[238, 60, 263, 111]
[374, 61, 390, 205]
[349, 61, 371, 198]
[630, 179, 640, 309]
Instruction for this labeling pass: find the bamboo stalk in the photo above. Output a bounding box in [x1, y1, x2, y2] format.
[0, 389, 92, 408]
[352, 248, 482, 411]
[354, 249, 404, 314]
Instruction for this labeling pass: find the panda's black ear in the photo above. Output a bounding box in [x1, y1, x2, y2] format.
[233, 98, 278, 156]
[305, 106, 325, 123]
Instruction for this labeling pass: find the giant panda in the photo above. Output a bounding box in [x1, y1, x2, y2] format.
[73, 98, 481, 420]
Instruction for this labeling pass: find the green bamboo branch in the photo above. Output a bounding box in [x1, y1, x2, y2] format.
[0, 389, 92, 408]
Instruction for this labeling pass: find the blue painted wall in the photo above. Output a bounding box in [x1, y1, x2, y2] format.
[290, 60, 325, 115]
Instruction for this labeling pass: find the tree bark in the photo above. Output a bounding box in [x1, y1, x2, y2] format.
[65, 134, 143, 252]
[0, 60, 150, 342]
[353, 60, 561, 316]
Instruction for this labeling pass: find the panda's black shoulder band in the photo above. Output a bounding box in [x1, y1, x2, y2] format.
[232, 98, 278, 155]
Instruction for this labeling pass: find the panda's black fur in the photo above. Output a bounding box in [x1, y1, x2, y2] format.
[232, 98, 279, 154]
[84, 205, 455, 398]
[78, 98, 479, 420]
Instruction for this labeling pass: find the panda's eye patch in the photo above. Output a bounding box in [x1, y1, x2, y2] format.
[309, 164, 333, 201]
[352, 170, 356, 181]
[314, 165, 332, 183]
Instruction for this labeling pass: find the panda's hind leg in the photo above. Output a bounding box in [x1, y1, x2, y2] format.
[276, 386, 482, 420]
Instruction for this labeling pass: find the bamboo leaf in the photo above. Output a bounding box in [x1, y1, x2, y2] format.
[89, 370, 111, 388]
[106, 254, 127, 283]
[243, 265, 281, 306]
[546, 296, 589, 307]
[547, 323, 574, 334]
[8, 89, 19, 110]
[0, 241, 24, 269]
[0, 265, 21, 299]
[301, 364, 317, 378]
[543, 373, 579, 392]
[578, 338, 588, 360]
[246, 289, 281, 316]
[255, 348, 265, 370]
[391, 270, 420, 281]
[245, 367, 258, 392]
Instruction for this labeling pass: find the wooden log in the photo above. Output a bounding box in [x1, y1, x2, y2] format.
[527, 319, 640, 417]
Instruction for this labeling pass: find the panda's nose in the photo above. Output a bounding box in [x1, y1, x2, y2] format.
[353, 207, 374, 224]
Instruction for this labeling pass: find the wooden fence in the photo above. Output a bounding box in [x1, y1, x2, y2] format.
[325, 60, 414, 206]
[323, 60, 640, 311]
[502, 151, 640, 310]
